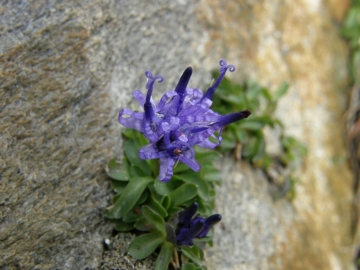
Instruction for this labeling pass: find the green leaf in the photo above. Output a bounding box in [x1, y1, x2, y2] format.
[194, 149, 221, 163]
[155, 241, 173, 270]
[173, 173, 208, 201]
[181, 245, 203, 266]
[104, 207, 115, 219]
[238, 119, 265, 130]
[201, 164, 221, 182]
[128, 233, 164, 260]
[123, 206, 142, 222]
[134, 216, 153, 231]
[173, 162, 192, 173]
[122, 128, 133, 139]
[114, 220, 134, 232]
[142, 205, 166, 238]
[112, 193, 121, 204]
[167, 206, 182, 216]
[181, 263, 196, 270]
[106, 159, 130, 181]
[245, 81, 263, 100]
[273, 82, 289, 100]
[124, 140, 151, 175]
[252, 135, 266, 162]
[147, 194, 168, 218]
[235, 129, 247, 142]
[137, 190, 149, 205]
[154, 179, 182, 196]
[169, 183, 197, 206]
[161, 195, 171, 210]
[110, 180, 127, 194]
[112, 177, 153, 219]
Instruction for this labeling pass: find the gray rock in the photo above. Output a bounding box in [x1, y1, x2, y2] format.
[0, 0, 355, 269]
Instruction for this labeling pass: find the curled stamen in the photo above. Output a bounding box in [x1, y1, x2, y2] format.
[144, 70, 164, 121]
[219, 59, 236, 72]
[200, 59, 236, 102]
[145, 70, 164, 97]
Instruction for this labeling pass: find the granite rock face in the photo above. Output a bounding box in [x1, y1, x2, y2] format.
[0, 0, 353, 269]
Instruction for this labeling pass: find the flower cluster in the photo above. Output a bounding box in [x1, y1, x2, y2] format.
[118, 59, 251, 182]
[176, 202, 221, 246]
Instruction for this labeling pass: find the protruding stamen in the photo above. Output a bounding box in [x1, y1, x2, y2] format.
[214, 110, 251, 127]
[200, 59, 236, 102]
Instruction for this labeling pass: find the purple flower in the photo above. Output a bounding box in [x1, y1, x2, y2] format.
[175, 202, 222, 246]
[118, 59, 251, 182]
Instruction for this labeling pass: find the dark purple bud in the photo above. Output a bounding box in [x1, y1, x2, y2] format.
[178, 202, 199, 225]
[200, 59, 235, 102]
[176, 219, 204, 246]
[175, 67, 193, 114]
[196, 214, 222, 238]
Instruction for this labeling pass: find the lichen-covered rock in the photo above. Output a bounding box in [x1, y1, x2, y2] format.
[0, 0, 354, 269]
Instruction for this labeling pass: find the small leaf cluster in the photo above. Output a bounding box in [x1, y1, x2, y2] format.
[105, 129, 220, 269]
[211, 72, 307, 199]
[342, 0, 360, 83]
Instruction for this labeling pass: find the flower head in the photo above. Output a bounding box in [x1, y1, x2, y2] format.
[118, 59, 251, 181]
[175, 202, 222, 246]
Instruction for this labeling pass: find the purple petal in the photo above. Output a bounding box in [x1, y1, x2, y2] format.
[118, 109, 144, 132]
[144, 70, 163, 121]
[132, 90, 146, 107]
[156, 91, 178, 114]
[139, 143, 168, 160]
[179, 150, 200, 172]
[158, 157, 176, 182]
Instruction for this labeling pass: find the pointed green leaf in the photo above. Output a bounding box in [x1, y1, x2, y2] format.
[106, 159, 130, 181]
[181, 263, 196, 270]
[112, 193, 121, 204]
[155, 241, 173, 270]
[273, 82, 289, 101]
[173, 162, 192, 173]
[128, 233, 164, 259]
[193, 149, 221, 163]
[181, 245, 203, 267]
[134, 216, 153, 231]
[124, 140, 151, 175]
[112, 177, 153, 219]
[238, 119, 265, 130]
[161, 195, 171, 210]
[123, 206, 142, 222]
[167, 206, 182, 216]
[147, 195, 168, 217]
[154, 179, 182, 196]
[122, 128, 133, 139]
[169, 183, 197, 206]
[142, 205, 166, 238]
[110, 180, 127, 194]
[173, 173, 208, 200]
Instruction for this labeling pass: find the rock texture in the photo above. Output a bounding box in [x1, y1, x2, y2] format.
[0, 0, 354, 269]
[197, 0, 354, 269]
